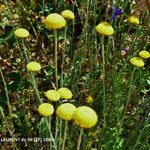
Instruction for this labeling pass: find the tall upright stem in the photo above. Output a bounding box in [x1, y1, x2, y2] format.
[30, 72, 41, 104]
[54, 30, 58, 89]
[77, 128, 84, 150]
[120, 67, 135, 126]
[21, 39, 30, 63]
[101, 36, 106, 125]
[131, 117, 149, 150]
[61, 25, 67, 87]
[0, 67, 12, 115]
[62, 121, 68, 150]
[84, 0, 90, 60]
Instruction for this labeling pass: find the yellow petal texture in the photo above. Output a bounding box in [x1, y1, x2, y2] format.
[56, 103, 76, 120]
[45, 90, 60, 101]
[130, 57, 144, 67]
[44, 13, 66, 29]
[14, 28, 29, 38]
[26, 62, 41, 72]
[58, 87, 73, 99]
[127, 16, 139, 25]
[96, 22, 114, 36]
[72, 106, 98, 128]
[38, 103, 54, 117]
[61, 10, 75, 20]
[139, 51, 150, 59]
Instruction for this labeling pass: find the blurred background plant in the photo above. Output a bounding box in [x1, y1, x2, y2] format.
[0, 0, 150, 149]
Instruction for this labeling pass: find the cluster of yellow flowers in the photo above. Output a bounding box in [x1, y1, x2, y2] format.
[130, 50, 150, 67]
[25, 61, 98, 128]
[13, 9, 143, 130]
[44, 10, 75, 30]
[45, 87, 73, 101]
[14, 9, 75, 38]
[95, 15, 139, 36]
[38, 88, 98, 129]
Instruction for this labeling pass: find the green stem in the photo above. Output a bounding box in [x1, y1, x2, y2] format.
[16, 39, 24, 61]
[21, 39, 30, 63]
[43, 0, 45, 13]
[0, 67, 18, 150]
[0, 67, 12, 115]
[54, 30, 58, 89]
[30, 72, 41, 104]
[58, 119, 63, 150]
[77, 128, 84, 150]
[0, 106, 5, 120]
[48, 117, 53, 150]
[45, 118, 57, 150]
[105, 0, 110, 21]
[120, 67, 135, 126]
[62, 121, 68, 150]
[84, 0, 90, 60]
[54, 116, 59, 150]
[61, 25, 67, 87]
[131, 117, 150, 150]
[101, 36, 106, 125]
[129, 26, 140, 55]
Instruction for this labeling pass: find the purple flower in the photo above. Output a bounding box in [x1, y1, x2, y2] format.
[123, 45, 129, 52]
[112, 7, 122, 20]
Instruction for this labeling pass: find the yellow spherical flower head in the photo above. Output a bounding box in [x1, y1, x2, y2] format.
[96, 22, 114, 36]
[72, 106, 98, 128]
[58, 87, 73, 99]
[38, 103, 54, 117]
[139, 51, 150, 59]
[44, 13, 66, 30]
[26, 62, 41, 72]
[130, 57, 144, 67]
[14, 28, 29, 38]
[86, 95, 93, 104]
[45, 90, 60, 101]
[56, 103, 76, 120]
[127, 16, 139, 26]
[61, 10, 75, 20]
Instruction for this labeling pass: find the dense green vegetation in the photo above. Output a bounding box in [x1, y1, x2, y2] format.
[0, 0, 150, 150]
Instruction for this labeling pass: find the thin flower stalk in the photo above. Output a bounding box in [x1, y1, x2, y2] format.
[77, 128, 84, 150]
[120, 67, 136, 126]
[0, 67, 12, 115]
[101, 36, 106, 126]
[61, 25, 67, 87]
[54, 29, 58, 89]
[29, 72, 41, 104]
[62, 121, 68, 150]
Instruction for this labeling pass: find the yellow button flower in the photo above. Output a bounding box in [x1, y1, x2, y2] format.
[56, 103, 76, 120]
[130, 57, 144, 67]
[58, 87, 73, 99]
[72, 106, 98, 128]
[26, 62, 41, 72]
[127, 16, 139, 25]
[14, 28, 29, 38]
[96, 22, 114, 36]
[45, 90, 60, 101]
[61, 10, 75, 20]
[0, 4, 5, 12]
[86, 95, 93, 104]
[139, 50, 150, 59]
[38, 103, 54, 117]
[44, 13, 66, 30]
